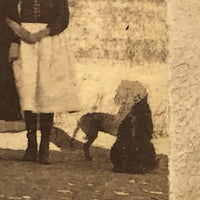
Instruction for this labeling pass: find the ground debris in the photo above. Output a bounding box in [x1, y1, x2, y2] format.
[96, 169, 102, 175]
[68, 182, 75, 186]
[142, 189, 163, 195]
[57, 190, 72, 194]
[129, 179, 136, 183]
[114, 191, 129, 196]
[86, 183, 93, 187]
[22, 196, 31, 199]
[140, 181, 149, 185]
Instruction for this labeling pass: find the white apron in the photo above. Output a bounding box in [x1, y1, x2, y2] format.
[13, 23, 80, 113]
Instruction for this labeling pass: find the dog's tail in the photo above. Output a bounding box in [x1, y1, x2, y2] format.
[69, 121, 80, 148]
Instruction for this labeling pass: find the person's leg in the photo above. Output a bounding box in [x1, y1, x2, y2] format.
[39, 113, 54, 164]
[23, 110, 38, 161]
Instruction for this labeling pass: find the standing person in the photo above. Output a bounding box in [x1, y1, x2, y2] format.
[6, 0, 80, 164]
[0, 0, 21, 121]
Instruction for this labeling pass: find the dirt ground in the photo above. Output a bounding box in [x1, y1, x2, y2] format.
[0, 128, 168, 200]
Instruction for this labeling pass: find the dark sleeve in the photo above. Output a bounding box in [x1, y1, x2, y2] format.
[48, 0, 70, 36]
[5, 0, 20, 44]
[7, 26, 20, 44]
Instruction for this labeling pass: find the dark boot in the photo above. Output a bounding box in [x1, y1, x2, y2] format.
[23, 111, 38, 162]
[39, 113, 54, 164]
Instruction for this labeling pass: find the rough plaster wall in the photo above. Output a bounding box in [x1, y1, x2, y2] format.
[168, 0, 200, 199]
[54, 0, 168, 138]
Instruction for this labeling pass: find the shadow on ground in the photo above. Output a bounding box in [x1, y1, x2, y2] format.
[0, 127, 168, 200]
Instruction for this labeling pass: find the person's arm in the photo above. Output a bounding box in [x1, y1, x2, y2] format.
[6, 17, 50, 44]
[29, 27, 50, 43]
[5, 0, 20, 44]
[6, 17, 28, 62]
[47, 0, 70, 36]
[6, 17, 34, 44]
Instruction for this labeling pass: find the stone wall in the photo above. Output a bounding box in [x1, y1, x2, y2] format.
[54, 0, 168, 138]
[168, 0, 200, 199]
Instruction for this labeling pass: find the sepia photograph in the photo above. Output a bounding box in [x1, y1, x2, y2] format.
[2, 0, 198, 199]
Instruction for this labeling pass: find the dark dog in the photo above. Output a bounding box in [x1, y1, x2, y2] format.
[69, 112, 118, 160]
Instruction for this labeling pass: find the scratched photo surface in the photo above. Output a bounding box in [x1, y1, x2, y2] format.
[0, 0, 169, 200]
[168, 1, 200, 200]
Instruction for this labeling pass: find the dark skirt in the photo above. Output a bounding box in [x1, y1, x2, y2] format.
[0, 40, 21, 121]
[110, 97, 157, 174]
[110, 138, 157, 174]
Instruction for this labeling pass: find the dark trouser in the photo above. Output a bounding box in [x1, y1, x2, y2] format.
[23, 110, 54, 164]
[39, 112, 54, 164]
[0, 40, 21, 120]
